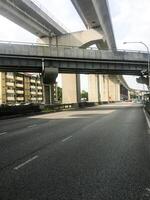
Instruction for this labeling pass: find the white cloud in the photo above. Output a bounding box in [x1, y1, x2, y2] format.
[0, 15, 37, 42]
[37, 0, 86, 32]
[109, 0, 150, 50]
[108, 0, 150, 90]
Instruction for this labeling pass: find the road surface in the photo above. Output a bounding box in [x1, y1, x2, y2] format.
[0, 102, 150, 200]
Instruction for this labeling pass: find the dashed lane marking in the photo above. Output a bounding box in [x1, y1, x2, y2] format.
[62, 136, 73, 142]
[14, 155, 39, 170]
[0, 132, 7, 136]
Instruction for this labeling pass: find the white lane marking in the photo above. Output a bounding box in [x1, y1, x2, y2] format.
[62, 136, 73, 142]
[27, 124, 37, 128]
[0, 132, 7, 136]
[143, 108, 150, 129]
[14, 155, 38, 170]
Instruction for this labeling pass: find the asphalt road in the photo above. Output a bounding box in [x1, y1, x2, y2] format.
[0, 102, 150, 200]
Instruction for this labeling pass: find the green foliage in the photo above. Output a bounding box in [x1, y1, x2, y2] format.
[81, 90, 88, 100]
[57, 86, 62, 102]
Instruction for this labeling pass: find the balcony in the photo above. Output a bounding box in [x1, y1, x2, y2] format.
[7, 89, 15, 94]
[16, 97, 24, 101]
[38, 92, 42, 95]
[38, 97, 43, 101]
[30, 79, 36, 83]
[37, 86, 42, 89]
[16, 90, 24, 94]
[31, 97, 36, 101]
[16, 76, 23, 81]
[30, 91, 36, 95]
[16, 83, 23, 88]
[6, 82, 14, 87]
[37, 80, 41, 84]
[6, 74, 14, 79]
[30, 85, 36, 89]
[7, 97, 15, 101]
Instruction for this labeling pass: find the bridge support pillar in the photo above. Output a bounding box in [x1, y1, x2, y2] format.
[115, 80, 121, 101]
[99, 75, 109, 103]
[62, 74, 81, 105]
[42, 66, 58, 105]
[88, 74, 101, 103]
[108, 75, 120, 102]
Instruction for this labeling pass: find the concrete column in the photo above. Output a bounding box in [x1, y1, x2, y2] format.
[100, 75, 109, 103]
[128, 91, 131, 100]
[43, 84, 57, 105]
[115, 80, 120, 101]
[0, 73, 2, 104]
[43, 84, 51, 105]
[108, 76, 115, 102]
[107, 75, 121, 102]
[88, 74, 101, 103]
[62, 74, 81, 104]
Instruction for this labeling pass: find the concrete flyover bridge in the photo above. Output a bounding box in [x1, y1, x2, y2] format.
[0, 0, 132, 104]
[0, 0, 67, 37]
[0, 42, 147, 75]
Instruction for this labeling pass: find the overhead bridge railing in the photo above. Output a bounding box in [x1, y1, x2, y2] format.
[0, 40, 49, 47]
[0, 40, 148, 53]
[0, 40, 148, 60]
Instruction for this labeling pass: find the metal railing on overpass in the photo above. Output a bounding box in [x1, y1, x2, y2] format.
[0, 40, 148, 54]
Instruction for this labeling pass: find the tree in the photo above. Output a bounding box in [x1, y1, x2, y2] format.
[57, 86, 62, 102]
[81, 90, 88, 101]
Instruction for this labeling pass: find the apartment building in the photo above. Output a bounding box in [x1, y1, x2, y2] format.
[0, 72, 43, 105]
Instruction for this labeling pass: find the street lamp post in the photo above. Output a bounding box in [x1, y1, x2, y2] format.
[123, 41, 150, 93]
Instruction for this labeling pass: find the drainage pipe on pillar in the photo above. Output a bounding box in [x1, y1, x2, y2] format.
[76, 74, 81, 105]
[97, 75, 101, 104]
[107, 76, 110, 103]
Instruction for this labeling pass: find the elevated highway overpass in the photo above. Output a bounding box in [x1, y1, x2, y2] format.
[71, 0, 116, 50]
[0, 42, 147, 75]
[0, 0, 67, 37]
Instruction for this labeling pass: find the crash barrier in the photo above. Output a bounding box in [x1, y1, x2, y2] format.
[0, 104, 41, 117]
[0, 102, 105, 118]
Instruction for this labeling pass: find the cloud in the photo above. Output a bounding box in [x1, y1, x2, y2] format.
[109, 0, 150, 50]
[0, 16, 37, 42]
[37, 0, 86, 32]
[108, 0, 150, 90]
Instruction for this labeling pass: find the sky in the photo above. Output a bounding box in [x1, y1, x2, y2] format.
[0, 0, 150, 91]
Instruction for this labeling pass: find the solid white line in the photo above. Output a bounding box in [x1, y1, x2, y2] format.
[62, 136, 73, 142]
[14, 155, 38, 170]
[143, 108, 150, 129]
[0, 132, 7, 136]
[27, 124, 37, 128]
